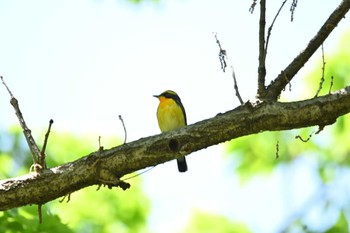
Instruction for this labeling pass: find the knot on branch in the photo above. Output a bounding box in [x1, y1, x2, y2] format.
[29, 163, 44, 174]
[326, 23, 336, 30]
[168, 139, 180, 152]
[98, 168, 130, 191]
[92, 157, 130, 191]
[99, 179, 130, 191]
[94, 159, 130, 191]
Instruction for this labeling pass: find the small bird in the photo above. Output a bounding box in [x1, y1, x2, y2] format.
[154, 90, 188, 172]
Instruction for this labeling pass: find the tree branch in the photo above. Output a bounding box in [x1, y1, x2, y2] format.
[1, 86, 350, 210]
[257, 0, 267, 97]
[261, 0, 350, 101]
[1, 77, 42, 167]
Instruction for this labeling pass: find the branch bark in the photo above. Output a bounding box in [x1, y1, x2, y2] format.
[1, 86, 350, 210]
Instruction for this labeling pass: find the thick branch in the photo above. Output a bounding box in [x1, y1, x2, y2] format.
[1, 86, 350, 210]
[262, 0, 350, 100]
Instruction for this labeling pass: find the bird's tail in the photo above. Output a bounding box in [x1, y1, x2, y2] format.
[177, 157, 188, 172]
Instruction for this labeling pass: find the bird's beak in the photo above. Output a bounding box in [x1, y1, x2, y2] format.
[153, 95, 159, 98]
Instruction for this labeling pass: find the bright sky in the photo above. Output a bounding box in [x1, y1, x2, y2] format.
[0, 0, 349, 232]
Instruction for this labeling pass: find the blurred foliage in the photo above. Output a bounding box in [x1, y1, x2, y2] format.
[226, 129, 321, 181]
[183, 210, 251, 233]
[0, 126, 33, 179]
[326, 211, 349, 233]
[0, 130, 150, 233]
[226, 31, 350, 232]
[0, 206, 74, 233]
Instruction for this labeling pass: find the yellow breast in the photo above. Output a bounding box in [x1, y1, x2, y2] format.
[157, 97, 186, 132]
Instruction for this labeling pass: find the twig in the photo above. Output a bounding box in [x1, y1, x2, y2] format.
[329, 76, 334, 94]
[260, 0, 287, 99]
[59, 193, 71, 203]
[229, 58, 244, 105]
[1, 76, 14, 97]
[315, 125, 325, 134]
[275, 140, 279, 160]
[38, 204, 42, 224]
[122, 167, 155, 181]
[214, 33, 244, 105]
[1, 76, 41, 167]
[290, 0, 298, 22]
[314, 44, 326, 97]
[249, 0, 257, 14]
[98, 136, 104, 153]
[40, 119, 53, 169]
[295, 133, 313, 142]
[214, 33, 227, 72]
[265, 1, 287, 97]
[118, 115, 127, 144]
[265, 0, 287, 60]
[257, 0, 266, 98]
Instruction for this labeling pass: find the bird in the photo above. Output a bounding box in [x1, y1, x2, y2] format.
[154, 90, 188, 172]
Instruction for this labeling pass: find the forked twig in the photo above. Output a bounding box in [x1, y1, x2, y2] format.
[259, 0, 287, 98]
